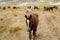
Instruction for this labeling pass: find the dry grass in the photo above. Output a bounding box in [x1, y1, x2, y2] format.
[0, 3, 60, 40]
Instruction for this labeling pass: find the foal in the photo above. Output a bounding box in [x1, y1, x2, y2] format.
[25, 13, 39, 40]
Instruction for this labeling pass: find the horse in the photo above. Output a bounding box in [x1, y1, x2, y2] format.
[25, 13, 39, 40]
[44, 6, 58, 11]
[44, 6, 50, 11]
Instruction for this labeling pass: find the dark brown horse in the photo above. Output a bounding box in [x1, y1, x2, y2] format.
[44, 6, 50, 11]
[44, 6, 57, 11]
[25, 13, 39, 40]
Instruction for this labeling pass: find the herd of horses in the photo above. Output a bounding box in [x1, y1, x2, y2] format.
[0, 6, 20, 10]
[0, 5, 58, 11]
[26, 5, 58, 14]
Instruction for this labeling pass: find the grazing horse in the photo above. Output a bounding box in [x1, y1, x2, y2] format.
[25, 13, 39, 40]
[34, 6, 39, 10]
[44, 6, 50, 11]
[44, 6, 57, 11]
[44, 6, 53, 11]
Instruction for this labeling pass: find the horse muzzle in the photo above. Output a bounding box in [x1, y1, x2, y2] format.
[27, 28, 30, 32]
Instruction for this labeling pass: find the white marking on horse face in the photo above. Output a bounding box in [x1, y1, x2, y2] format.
[27, 19, 30, 24]
[26, 19, 30, 32]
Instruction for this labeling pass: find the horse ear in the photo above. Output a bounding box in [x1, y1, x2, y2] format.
[25, 15, 27, 18]
[30, 14, 32, 18]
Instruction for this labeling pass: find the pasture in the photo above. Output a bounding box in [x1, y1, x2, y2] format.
[0, 3, 60, 40]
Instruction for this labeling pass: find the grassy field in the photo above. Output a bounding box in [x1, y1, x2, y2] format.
[0, 3, 60, 40]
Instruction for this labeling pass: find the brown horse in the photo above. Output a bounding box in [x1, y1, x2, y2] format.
[44, 6, 57, 11]
[44, 6, 50, 11]
[25, 13, 39, 40]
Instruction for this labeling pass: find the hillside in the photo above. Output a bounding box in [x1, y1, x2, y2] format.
[0, 0, 60, 3]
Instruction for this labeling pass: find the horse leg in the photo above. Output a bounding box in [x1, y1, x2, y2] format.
[33, 29, 36, 40]
[52, 8, 53, 11]
[56, 7, 57, 9]
[29, 31, 32, 40]
[47, 8, 50, 11]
